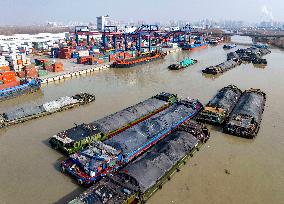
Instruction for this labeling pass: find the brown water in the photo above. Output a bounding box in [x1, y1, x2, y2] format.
[0, 43, 283, 204]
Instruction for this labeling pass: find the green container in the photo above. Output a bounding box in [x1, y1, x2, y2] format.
[0, 80, 4, 85]
[38, 70, 48, 77]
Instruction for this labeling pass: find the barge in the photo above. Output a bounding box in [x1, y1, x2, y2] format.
[111, 51, 166, 68]
[0, 93, 95, 128]
[202, 59, 241, 75]
[234, 47, 271, 62]
[61, 99, 203, 185]
[223, 89, 266, 138]
[49, 93, 177, 154]
[223, 44, 237, 49]
[68, 121, 210, 204]
[0, 78, 41, 102]
[196, 85, 242, 125]
[168, 58, 197, 70]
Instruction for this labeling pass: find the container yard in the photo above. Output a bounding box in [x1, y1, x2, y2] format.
[0, 2, 284, 204]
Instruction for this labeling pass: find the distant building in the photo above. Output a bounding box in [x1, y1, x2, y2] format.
[96, 15, 110, 32]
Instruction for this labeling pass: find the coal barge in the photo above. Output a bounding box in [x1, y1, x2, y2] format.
[67, 120, 210, 204]
[228, 47, 271, 62]
[49, 93, 177, 154]
[196, 85, 242, 125]
[0, 78, 41, 102]
[223, 89, 266, 138]
[202, 59, 241, 75]
[0, 93, 95, 128]
[61, 99, 203, 185]
[112, 51, 166, 68]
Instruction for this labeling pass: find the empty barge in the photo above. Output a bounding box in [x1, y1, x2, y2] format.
[0, 79, 41, 102]
[223, 89, 266, 138]
[68, 121, 210, 204]
[61, 99, 203, 185]
[0, 93, 95, 128]
[49, 93, 177, 154]
[112, 51, 166, 68]
[196, 85, 242, 125]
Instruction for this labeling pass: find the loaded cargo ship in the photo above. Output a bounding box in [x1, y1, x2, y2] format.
[168, 58, 198, 70]
[68, 121, 210, 204]
[223, 89, 266, 138]
[182, 42, 208, 51]
[196, 85, 242, 125]
[112, 51, 166, 68]
[0, 93, 95, 128]
[61, 99, 203, 185]
[202, 59, 241, 75]
[0, 78, 41, 102]
[49, 93, 177, 154]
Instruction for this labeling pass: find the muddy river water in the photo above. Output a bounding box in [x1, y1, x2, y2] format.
[0, 37, 283, 204]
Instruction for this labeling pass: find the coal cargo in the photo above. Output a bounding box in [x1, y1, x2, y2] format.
[196, 85, 242, 125]
[61, 99, 203, 185]
[202, 59, 241, 75]
[223, 89, 266, 138]
[68, 122, 210, 204]
[49, 93, 178, 154]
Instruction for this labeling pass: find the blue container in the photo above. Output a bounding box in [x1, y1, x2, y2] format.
[72, 52, 79, 58]
[89, 50, 94, 55]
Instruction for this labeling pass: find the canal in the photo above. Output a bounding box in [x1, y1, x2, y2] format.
[0, 40, 283, 204]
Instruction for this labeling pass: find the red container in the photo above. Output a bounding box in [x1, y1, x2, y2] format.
[17, 71, 26, 78]
[44, 65, 53, 72]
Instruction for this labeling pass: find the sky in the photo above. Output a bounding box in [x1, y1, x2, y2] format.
[0, 0, 283, 25]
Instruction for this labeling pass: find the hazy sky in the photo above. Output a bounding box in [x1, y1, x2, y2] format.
[0, 0, 283, 25]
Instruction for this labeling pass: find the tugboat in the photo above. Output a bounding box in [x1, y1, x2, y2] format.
[168, 58, 198, 70]
[0, 78, 41, 102]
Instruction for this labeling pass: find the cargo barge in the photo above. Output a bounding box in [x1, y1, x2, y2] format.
[49, 93, 177, 154]
[0, 93, 95, 128]
[111, 51, 166, 68]
[202, 59, 241, 75]
[0, 79, 41, 102]
[168, 58, 197, 70]
[223, 44, 237, 49]
[230, 47, 271, 62]
[196, 85, 242, 125]
[61, 99, 203, 185]
[68, 121, 210, 204]
[182, 42, 208, 51]
[223, 89, 266, 138]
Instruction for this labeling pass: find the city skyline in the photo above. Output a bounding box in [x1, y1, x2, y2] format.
[0, 0, 284, 26]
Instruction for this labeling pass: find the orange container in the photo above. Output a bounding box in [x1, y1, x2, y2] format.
[0, 81, 20, 90]
[0, 66, 10, 71]
[17, 60, 23, 65]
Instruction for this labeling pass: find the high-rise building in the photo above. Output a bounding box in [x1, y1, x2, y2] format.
[96, 15, 110, 31]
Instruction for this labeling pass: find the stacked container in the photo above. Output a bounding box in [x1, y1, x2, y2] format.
[25, 67, 38, 78]
[58, 47, 72, 59]
[53, 62, 64, 72]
